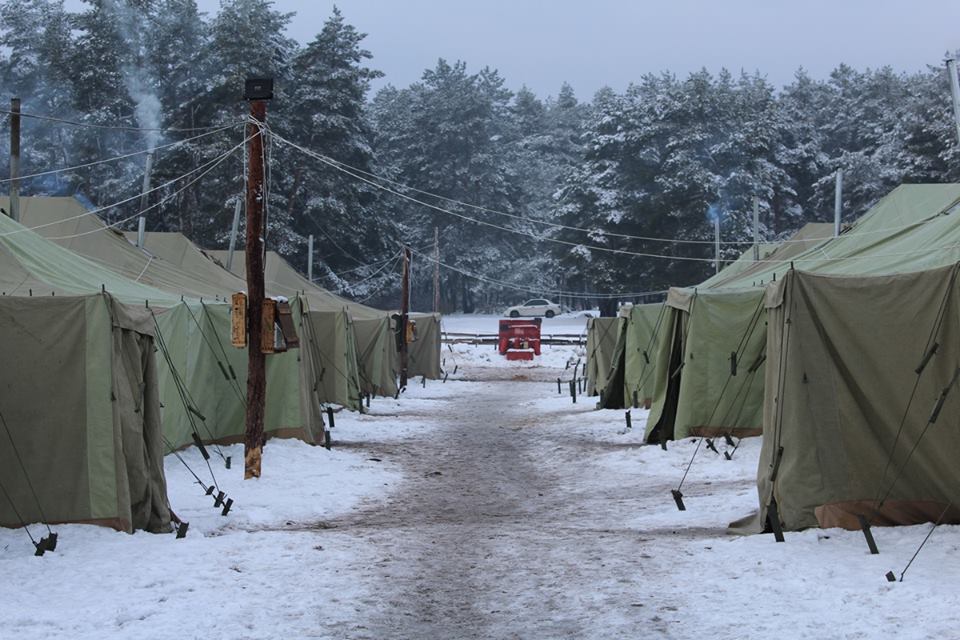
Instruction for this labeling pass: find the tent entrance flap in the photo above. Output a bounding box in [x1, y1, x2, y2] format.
[647, 314, 685, 445]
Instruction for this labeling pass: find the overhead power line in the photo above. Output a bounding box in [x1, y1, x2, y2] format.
[275, 133, 960, 268]
[1, 134, 250, 239]
[408, 247, 666, 299]
[272, 131, 952, 248]
[1, 108, 235, 133]
[0, 124, 239, 185]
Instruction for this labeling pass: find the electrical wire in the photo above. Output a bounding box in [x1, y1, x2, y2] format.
[271, 132, 960, 248]
[0, 124, 239, 185]
[1, 108, 237, 133]
[275, 133, 960, 267]
[2, 135, 250, 240]
[408, 246, 666, 299]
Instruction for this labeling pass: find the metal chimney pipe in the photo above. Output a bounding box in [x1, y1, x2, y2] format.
[226, 198, 242, 272]
[139, 151, 154, 213]
[834, 169, 843, 237]
[752, 197, 760, 262]
[307, 234, 314, 282]
[947, 57, 960, 146]
[10, 98, 21, 222]
[136, 216, 146, 248]
[714, 213, 721, 274]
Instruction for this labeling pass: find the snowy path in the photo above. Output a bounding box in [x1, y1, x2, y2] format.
[321, 379, 673, 638]
[5, 347, 960, 638]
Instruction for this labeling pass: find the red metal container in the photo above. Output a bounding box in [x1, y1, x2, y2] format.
[498, 318, 541, 360]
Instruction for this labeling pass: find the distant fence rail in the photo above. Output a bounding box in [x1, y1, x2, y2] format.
[442, 331, 586, 346]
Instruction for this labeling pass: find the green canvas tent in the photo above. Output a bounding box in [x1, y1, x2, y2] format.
[206, 248, 393, 397]
[585, 316, 624, 399]
[0, 293, 171, 534]
[617, 302, 668, 410]
[643, 222, 839, 443]
[0, 214, 173, 533]
[407, 311, 443, 381]
[736, 266, 960, 532]
[214, 248, 443, 384]
[586, 224, 833, 420]
[647, 186, 960, 444]
[2, 198, 329, 447]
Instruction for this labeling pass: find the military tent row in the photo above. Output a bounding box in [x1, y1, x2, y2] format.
[0, 196, 441, 536]
[584, 183, 960, 533]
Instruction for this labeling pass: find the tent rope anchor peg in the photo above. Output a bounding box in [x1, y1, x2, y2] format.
[889, 500, 954, 582]
[766, 498, 785, 542]
[191, 433, 211, 461]
[671, 489, 686, 511]
[326, 407, 336, 429]
[857, 514, 880, 555]
[0, 409, 57, 552]
[170, 510, 189, 538]
[705, 438, 719, 455]
[724, 436, 742, 460]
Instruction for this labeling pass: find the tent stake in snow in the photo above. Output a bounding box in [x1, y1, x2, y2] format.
[242, 77, 272, 480]
[857, 515, 880, 555]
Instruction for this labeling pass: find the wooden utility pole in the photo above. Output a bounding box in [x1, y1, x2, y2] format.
[399, 246, 412, 388]
[10, 98, 21, 222]
[243, 78, 272, 479]
[432, 227, 440, 313]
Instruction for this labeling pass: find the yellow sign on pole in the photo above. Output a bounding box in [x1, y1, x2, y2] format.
[231, 292, 247, 348]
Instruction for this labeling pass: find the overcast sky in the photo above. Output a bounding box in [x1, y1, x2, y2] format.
[74, 0, 960, 100]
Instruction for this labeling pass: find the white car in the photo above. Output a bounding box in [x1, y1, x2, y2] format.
[505, 299, 562, 319]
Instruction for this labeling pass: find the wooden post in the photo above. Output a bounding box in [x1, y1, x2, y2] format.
[243, 88, 269, 479]
[9, 98, 20, 222]
[399, 246, 411, 388]
[432, 227, 440, 313]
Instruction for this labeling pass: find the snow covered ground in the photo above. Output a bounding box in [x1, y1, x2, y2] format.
[3, 339, 960, 639]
